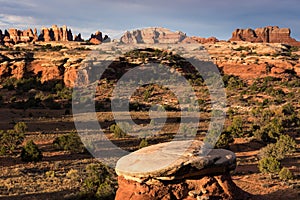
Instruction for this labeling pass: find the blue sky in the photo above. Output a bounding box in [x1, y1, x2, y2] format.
[0, 0, 299, 40]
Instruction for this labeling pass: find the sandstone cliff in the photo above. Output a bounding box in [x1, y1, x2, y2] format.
[38, 25, 73, 42]
[0, 25, 87, 45]
[230, 26, 300, 46]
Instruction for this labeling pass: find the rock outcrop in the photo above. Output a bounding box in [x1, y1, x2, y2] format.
[74, 33, 84, 42]
[0, 25, 89, 45]
[0, 28, 38, 45]
[115, 140, 252, 200]
[230, 26, 300, 46]
[38, 25, 73, 42]
[120, 27, 189, 44]
[191, 36, 219, 44]
[89, 31, 111, 44]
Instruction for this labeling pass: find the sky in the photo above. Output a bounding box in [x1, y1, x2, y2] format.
[0, 0, 299, 40]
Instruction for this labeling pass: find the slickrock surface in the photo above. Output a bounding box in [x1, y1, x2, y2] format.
[115, 140, 252, 200]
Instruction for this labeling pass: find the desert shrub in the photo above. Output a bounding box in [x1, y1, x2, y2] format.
[282, 103, 295, 115]
[139, 138, 148, 149]
[258, 157, 281, 174]
[14, 122, 28, 134]
[279, 167, 294, 181]
[254, 118, 283, 143]
[80, 163, 117, 200]
[215, 131, 234, 149]
[21, 140, 43, 162]
[53, 132, 86, 153]
[259, 134, 296, 160]
[66, 169, 79, 180]
[0, 129, 25, 155]
[226, 116, 243, 137]
[110, 124, 127, 138]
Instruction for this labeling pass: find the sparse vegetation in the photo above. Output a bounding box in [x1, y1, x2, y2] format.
[53, 132, 86, 153]
[258, 157, 281, 174]
[279, 167, 294, 181]
[21, 140, 43, 162]
[79, 163, 117, 200]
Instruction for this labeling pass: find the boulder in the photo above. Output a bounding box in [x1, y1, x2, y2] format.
[115, 140, 252, 200]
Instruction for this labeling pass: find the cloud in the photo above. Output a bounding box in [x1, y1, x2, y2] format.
[0, 14, 38, 28]
[0, 0, 299, 40]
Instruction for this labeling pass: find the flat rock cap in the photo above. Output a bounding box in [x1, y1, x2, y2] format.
[115, 140, 236, 182]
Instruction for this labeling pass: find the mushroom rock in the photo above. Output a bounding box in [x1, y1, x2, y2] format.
[115, 140, 252, 200]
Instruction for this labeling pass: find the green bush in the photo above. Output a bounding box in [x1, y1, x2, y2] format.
[254, 118, 283, 143]
[53, 132, 86, 153]
[80, 163, 117, 200]
[259, 135, 296, 160]
[215, 131, 234, 149]
[14, 122, 28, 134]
[139, 138, 148, 149]
[226, 117, 243, 137]
[21, 140, 43, 162]
[0, 129, 25, 155]
[110, 124, 127, 138]
[279, 167, 294, 181]
[258, 157, 281, 174]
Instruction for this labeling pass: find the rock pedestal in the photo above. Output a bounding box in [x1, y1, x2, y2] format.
[115, 140, 252, 200]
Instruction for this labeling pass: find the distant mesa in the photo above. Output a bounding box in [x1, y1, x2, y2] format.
[230, 26, 300, 46]
[119, 27, 218, 44]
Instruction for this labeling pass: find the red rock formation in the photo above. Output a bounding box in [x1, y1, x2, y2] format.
[116, 174, 251, 200]
[89, 31, 110, 44]
[191, 36, 219, 44]
[230, 26, 300, 46]
[38, 25, 73, 42]
[74, 33, 84, 42]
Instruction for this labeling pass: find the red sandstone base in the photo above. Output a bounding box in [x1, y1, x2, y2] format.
[115, 174, 253, 200]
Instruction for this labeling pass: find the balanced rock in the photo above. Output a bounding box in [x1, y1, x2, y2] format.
[120, 27, 188, 44]
[115, 140, 251, 200]
[230, 26, 300, 46]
